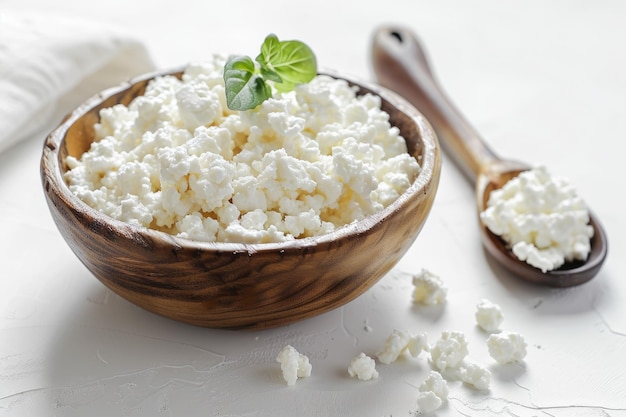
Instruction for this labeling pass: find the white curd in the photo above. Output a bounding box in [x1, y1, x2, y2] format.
[480, 166, 593, 272]
[65, 56, 420, 244]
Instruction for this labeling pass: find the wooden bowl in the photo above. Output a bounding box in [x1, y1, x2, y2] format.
[40, 68, 441, 330]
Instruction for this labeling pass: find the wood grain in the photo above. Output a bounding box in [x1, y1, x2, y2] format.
[41, 68, 441, 329]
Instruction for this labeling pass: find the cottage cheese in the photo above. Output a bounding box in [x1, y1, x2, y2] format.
[376, 329, 428, 364]
[480, 166, 594, 272]
[475, 298, 504, 332]
[429, 331, 469, 371]
[415, 371, 448, 414]
[348, 352, 379, 381]
[64, 56, 421, 244]
[457, 362, 491, 390]
[412, 269, 447, 305]
[487, 331, 527, 364]
[276, 345, 312, 386]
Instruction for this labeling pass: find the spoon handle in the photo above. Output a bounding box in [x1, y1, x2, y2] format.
[371, 25, 499, 183]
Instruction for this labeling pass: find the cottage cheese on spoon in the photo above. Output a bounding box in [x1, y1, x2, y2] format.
[64, 56, 420, 243]
[480, 166, 593, 272]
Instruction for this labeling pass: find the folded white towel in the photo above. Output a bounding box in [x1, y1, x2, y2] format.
[0, 11, 154, 153]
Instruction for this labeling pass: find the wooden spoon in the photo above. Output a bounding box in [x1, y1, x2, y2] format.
[371, 25, 608, 287]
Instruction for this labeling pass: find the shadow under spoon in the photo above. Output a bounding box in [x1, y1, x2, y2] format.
[371, 25, 607, 287]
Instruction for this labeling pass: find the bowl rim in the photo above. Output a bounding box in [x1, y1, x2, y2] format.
[43, 66, 439, 254]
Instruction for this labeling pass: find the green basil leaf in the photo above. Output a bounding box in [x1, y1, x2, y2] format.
[256, 34, 317, 92]
[260, 66, 283, 83]
[223, 55, 272, 111]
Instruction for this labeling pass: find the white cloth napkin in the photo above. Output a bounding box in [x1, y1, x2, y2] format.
[0, 11, 155, 153]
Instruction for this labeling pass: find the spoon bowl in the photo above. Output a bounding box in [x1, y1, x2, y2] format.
[372, 25, 608, 287]
[476, 162, 607, 286]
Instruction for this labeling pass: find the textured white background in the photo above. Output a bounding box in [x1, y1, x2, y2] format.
[1, 1, 625, 416]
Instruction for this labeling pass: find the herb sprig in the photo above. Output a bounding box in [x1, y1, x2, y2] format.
[223, 34, 317, 111]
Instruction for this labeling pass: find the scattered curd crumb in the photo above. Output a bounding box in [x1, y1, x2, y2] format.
[457, 362, 491, 390]
[407, 332, 429, 357]
[377, 329, 411, 364]
[348, 353, 379, 381]
[475, 298, 504, 332]
[430, 331, 469, 371]
[411, 269, 447, 305]
[276, 345, 312, 386]
[415, 371, 448, 414]
[480, 165, 594, 272]
[364, 319, 373, 333]
[377, 329, 428, 364]
[487, 331, 528, 364]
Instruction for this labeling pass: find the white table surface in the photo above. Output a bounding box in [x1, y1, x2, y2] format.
[1, 1, 625, 416]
